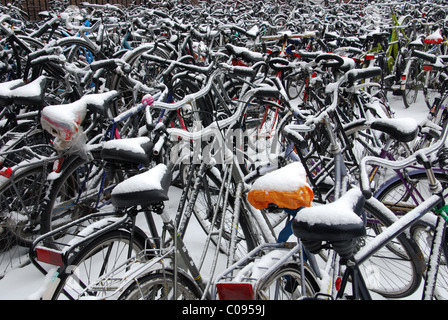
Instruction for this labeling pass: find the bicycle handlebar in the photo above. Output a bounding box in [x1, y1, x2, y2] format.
[359, 123, 448, 199]
[151, 67, 283, 143]
[412, 50, 438, 64]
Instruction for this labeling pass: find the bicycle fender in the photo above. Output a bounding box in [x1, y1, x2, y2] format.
[373, 169, 426, 198]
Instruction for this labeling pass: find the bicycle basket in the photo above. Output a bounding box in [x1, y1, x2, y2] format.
[247, 162, 313, 210]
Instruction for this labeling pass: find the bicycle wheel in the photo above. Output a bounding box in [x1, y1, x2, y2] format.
[0, 163, 51, 278]
[40, 156, 123, 236]
[360, 197, 425, 298]
[178, 164, 259, 263]
[411, 222, 448, 299]
[402, 59, 421, 109]
[424, 69, 442, 109]
[109, 44, 169, 117]
[56, 37, 102, 65]
[118, 270, 202, 300]
[0, 163, 51, 247]
[375, 172, 448, 219]
[285, 71, 307, 101]
[52, 229, 147, 300]
[376, 172, 448, 299]
[255, 263, 320, 300]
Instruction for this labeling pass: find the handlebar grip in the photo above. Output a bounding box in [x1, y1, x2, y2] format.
[360, 165, 373, 199]
[230, 66, 257, 77]
[347, 67, 382, 84]
[253, 87, 281, 99]
[90, 59, 119, 72]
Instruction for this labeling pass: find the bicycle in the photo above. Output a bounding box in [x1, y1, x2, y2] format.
[216, 110, 448, 300]
[28, 63, 295, 299]
[214, 102, 424, 300]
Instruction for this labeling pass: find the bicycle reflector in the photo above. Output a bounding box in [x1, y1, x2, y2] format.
[216, 283, 254, 300]
[0, 167, 12, 178]
[35, 247, 64, 267]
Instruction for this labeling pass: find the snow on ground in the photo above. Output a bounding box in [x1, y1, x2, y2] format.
[0, 91, 433, 299]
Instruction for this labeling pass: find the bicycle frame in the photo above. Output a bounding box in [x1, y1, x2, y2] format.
[348, 118, 448, 300]
[337, 191, 445, 300]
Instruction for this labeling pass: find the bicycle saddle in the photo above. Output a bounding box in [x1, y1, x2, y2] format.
[408, 38, 424, 48]
[370, 117, 418, 143]
[101, 137, 154, 167]
[292, 188, 366, 259]
[225, 44, 264, 63]
[111, 163, 171, 208]
[247, 162, 314, 210]
[82, 90, 120, 117]
[0, 75, 47, 106]
[41, 91, 119, 142]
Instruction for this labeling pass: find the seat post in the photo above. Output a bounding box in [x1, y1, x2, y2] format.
[336, 261, 372, 300]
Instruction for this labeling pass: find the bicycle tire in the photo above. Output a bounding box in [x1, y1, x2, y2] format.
[402, 59, 420, 109]
[40, 155, 124, 237]
[361, 197, 425, 298]
[55, 37, 102, 64]
[109, 44, 170, 117]
[0, 36, 43, 81]
[255, 262, 320, 300]
[375, 171, 448, 299]
[52, 228, 147, 300]
[118, 269, 202, 300]
[0, 163, 52, 247]
[424, 68, 442, 110]
[411, 222, 448, 299]
[285, 71, 307, 101]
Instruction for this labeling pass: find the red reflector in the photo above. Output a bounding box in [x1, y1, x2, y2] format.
[424, 38, 443, 44]
[52, 158, 64, 173]
[216, 283, 254, 300]
[335, 277, 342, 291]
[423, 65, 433, 71]
[401, 75, 406, 81]
[0, 167, 12, 178]
[36, 247, 64, 267]
[366, 54, 375, 61]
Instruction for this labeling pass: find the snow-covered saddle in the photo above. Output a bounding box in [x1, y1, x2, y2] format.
[111, 164, 171, 208]
[247, 162, 314, 210]
[40, 91, 119, 148]
[101, 137, 154, 167]
[292, 188, 366, 259]
[0, 75, 47, 106]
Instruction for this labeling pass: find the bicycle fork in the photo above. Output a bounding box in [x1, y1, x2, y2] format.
[423, 209, 448, 299]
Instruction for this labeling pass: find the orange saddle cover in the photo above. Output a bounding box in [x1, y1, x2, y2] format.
[247, 162, 313, 210]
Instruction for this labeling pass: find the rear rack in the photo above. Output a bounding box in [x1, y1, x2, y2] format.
[30, 211, 128, 275]
[0, 144, 56, 175]
[213, 242, 299, 300]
